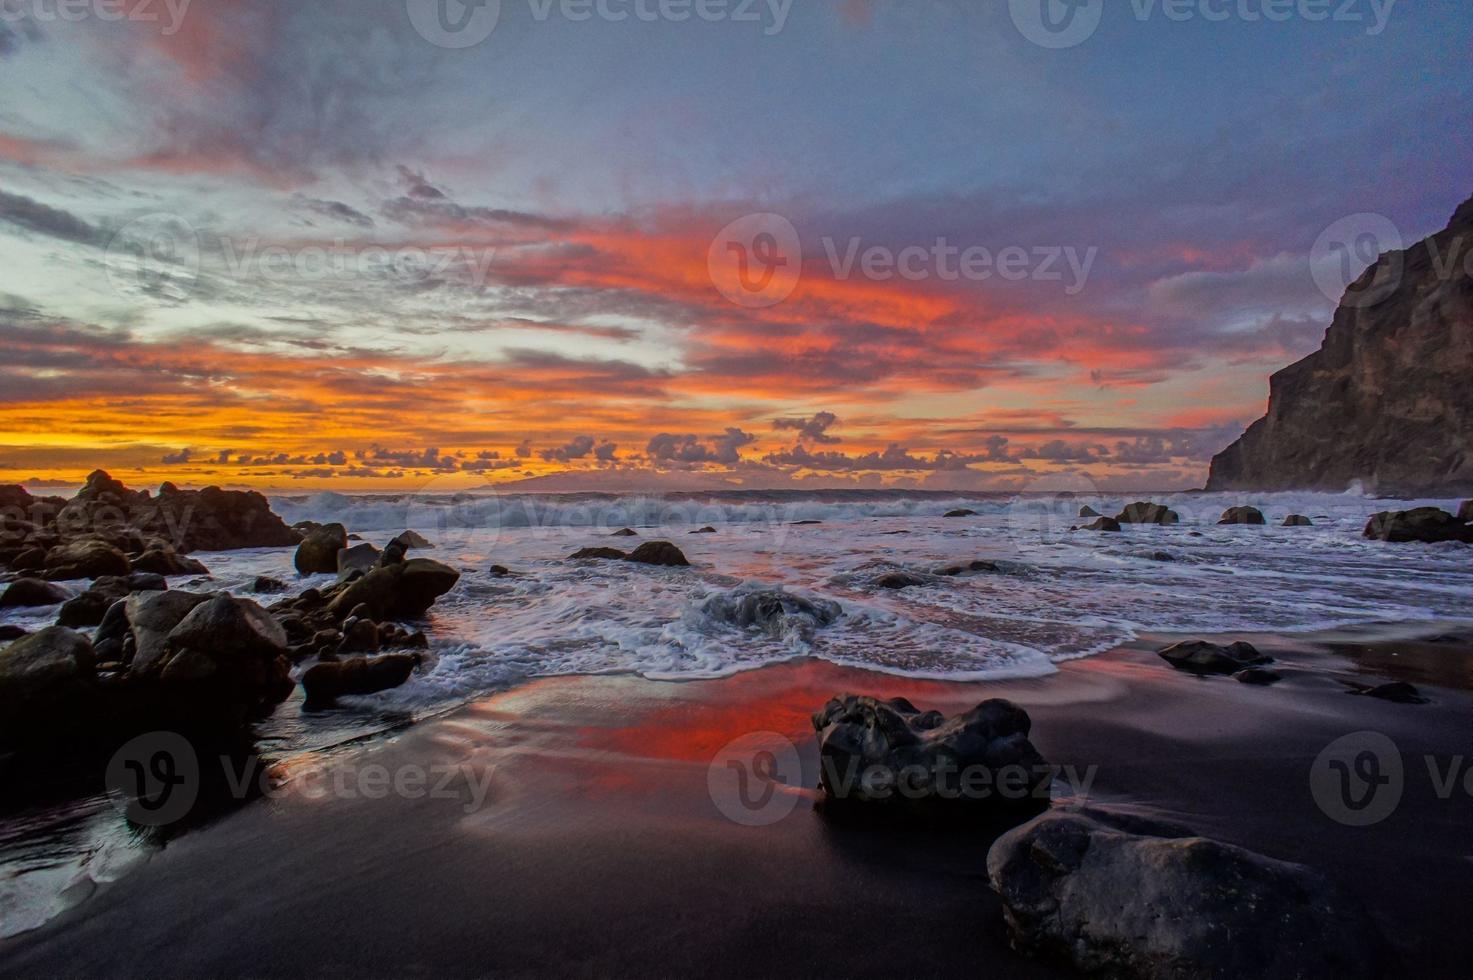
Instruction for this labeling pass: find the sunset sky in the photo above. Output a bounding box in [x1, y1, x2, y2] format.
[1, 0, 1470, 493]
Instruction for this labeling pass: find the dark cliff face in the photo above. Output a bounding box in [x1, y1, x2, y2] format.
[1207, 194, 1473, 495]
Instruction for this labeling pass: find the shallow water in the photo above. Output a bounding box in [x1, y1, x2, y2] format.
[4, 488, 1473, 939]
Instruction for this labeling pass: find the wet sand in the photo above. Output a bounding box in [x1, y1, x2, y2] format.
[3, 630, 1472, 978]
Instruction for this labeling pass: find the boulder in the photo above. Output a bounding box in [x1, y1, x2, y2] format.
[1219, 506, 1266, 525]
[1081, 517, 1122, 532]
[944, 508, 978, 517]
[131, 546, 209, 576]
[392, 530, 434, 549]
[43, 538, 131, 580]
[378, 538, 408, 566]
[338, 617, 381, 654]
[295, 523, 348, 574]
[690, 526, 717, 534]
[0, 626, 96, 725]
[10, 546, 46, 571]
[124, 590, 212, 672]
[1283, 514, 1314, 527]
[146, 595, 293, 717]
[611, 527, 639, 537]
[1234, 667, 1283, 686]
[165, 594, 289, 667]
[1349, 681, 1428, 704]
[251, 575, 289, 594]
[1116, 502, 1179, 525]
[327, 558, 460, 621]
[0, 577, 70, 608]
[1459, 500, 1473, 522]
[1078, 505, 1102, 518]
[812, 695, 1049, 817]
[1158, 640, 1271, 676]
[1364, 507, 1473, 544]
[568, 547, 629, 561]
[302, 653, 419, 705]
[627, 541, 690, 567]
[0, 625, 28, 642]
[988, 808, 1391, 979]
[336, 542, 381, 579]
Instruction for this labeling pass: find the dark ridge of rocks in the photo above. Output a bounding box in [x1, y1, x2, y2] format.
[1364, 507, 1473, 544]
[1158, 640, 1272, 676]
[295, 523, 348, 574]
[944, 508, 978, 518]
[988, 808, 1392, 979]
[1080, 516, 1122, 532]
[1207, 192, 1473, 495]
[812, 695, 1049, 821]
[1115, 502, 1179, 525]
[1283, 514, 1314, 527]
[1219, 506, 1266, 525]
[1, 577, 70, 608]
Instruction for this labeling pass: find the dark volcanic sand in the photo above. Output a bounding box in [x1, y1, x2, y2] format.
[3, 631, 1472, 978]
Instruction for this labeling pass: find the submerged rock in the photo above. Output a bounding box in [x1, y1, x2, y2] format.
[1364, 507, 1473, 544]
[1349, 681, 1428, 704]
[988, 808, 1391, 979]
[1283, 514, 1314, 527]
[701, 588, 841, 642]
[1079, 505, 1102, 518]
[1234, 666, 1284, 686]
[1081, 516, 1122, 532]
[689, 526, 717, 534]
[812, 695, 1049, 817]
[610, 527, 639, 537]
[874, 571, 928, 590]
[944, 508, 978, 517]
[569, 547, 629, 562]
[1219, 506, 1266, 525]
[1158, 640, 1271, 676]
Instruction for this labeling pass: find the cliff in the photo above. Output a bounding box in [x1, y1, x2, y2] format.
[1206, 193, 1473, 495]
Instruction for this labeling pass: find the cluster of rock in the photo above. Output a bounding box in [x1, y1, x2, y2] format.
[1364, 503, 1473, 544]
[0, 471, 299, 583]
[567, 541, 691, 566]
[809, 692, 1393, 976]
[1076, 501, 1180, 532]
[1157, 639, 1280, 684]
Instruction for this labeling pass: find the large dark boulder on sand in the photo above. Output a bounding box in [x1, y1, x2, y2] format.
[0, 627, 96, 727]
[302, 653, 420, 705]
[295, 523, 348, 574]
[988, 808, 1391, 979]
[811, 695, 1049, 818]
[1158, 640, 1271, 676]
[1364, 507, 1473, 544]
[1207, 193, 1473, 495]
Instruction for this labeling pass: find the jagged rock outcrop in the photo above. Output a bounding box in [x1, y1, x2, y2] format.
[1208, 194, 1473, 494]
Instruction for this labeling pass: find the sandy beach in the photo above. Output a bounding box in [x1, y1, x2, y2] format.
[4, 626, 1470, 978]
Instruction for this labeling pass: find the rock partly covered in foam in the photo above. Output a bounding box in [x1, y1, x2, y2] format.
[701, 588, 841, 643]
[1207, 193, 1473, 495]
[988, 808, 1392, 979]
[1363, 507, 1473, 544]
